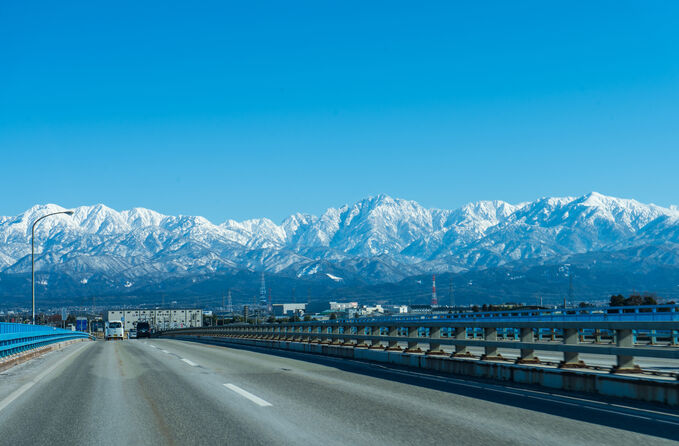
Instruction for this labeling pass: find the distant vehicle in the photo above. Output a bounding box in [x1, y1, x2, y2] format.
[136, 321, 151, 338]
[91, 319, 105, 333]
[105, 321, 124, 340]
[67, 324, 76, 331]
[128, 329, 137, 339]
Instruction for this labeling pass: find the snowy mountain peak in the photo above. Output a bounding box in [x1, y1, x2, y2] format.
[1, 193, 678, 284]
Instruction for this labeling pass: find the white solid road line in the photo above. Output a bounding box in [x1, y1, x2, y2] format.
[161, 349, 170, 354]
[223, 384, 272, 407]
[181, 358, 198, 367]
[0, 342, 91, 414]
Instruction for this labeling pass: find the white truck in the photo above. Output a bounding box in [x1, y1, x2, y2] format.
[105, 320, 124, 340]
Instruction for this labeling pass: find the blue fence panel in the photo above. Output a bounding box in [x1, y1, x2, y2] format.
[0, 323, 91, 359]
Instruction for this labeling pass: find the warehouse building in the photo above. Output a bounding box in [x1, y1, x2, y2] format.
[272, 303, 306, 317]
[107, 309, 203, 332]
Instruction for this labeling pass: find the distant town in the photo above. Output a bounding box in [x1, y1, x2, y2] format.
[1, 290, 668, 336]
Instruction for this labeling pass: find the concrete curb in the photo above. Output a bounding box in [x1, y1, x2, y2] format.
[0, 338, 90, 373]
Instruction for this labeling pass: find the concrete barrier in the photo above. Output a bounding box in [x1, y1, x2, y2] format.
[0, 338, 90, 373]
[168, 334, 679, 407]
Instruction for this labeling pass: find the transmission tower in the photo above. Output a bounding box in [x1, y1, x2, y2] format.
[227, 289, 233, 314]
[449, 277, 454, 308]
[259, 272, 267, 309]
[431, 274, 438, 306]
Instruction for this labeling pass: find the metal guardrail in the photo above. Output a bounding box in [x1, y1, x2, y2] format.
[0, 322, 92, 359]
[315, 303, 679, 326]
[161, 304, 679, 376]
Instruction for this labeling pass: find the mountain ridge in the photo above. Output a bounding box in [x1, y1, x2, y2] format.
[1, 192, 678, 301]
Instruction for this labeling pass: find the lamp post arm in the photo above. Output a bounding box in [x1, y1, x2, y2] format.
[31, 210, 74, 325]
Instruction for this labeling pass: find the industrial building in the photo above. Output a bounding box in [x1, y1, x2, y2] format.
[272, 303, 306, 317]
[107, 309, 203, 332]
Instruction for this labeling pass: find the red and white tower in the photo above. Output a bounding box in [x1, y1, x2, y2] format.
[431, 274, 438, 306]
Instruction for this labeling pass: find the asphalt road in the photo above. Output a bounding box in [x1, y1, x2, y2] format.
[0, 339, 678, 446]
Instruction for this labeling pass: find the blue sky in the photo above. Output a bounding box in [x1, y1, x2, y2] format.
[1, 1, 678, 222]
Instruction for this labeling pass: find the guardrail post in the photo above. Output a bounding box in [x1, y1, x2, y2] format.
[426, 326, 446, 355]
[386, 326, 402, 351]
[516, 327, 540, 364]
[612, 329, 642, 373]
[342, 325, 356, 346]
[331, 325, 342, 345]
[404, 326, 422, 353]
[369, 326, 384, 349]
[309, 326, 320, 343]
[480, 327, 503, 360]
[559, 328, 585, 368]
[452, 326, 473, 357]
[355, 326, 369, 348]
[319, 326, 330, 344]
[672, 330, 679, 347]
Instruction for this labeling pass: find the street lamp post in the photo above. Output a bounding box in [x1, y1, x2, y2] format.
[32, 210, 74, 325]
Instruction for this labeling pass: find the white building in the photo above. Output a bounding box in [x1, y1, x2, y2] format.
[359, 304, 384, 315]
[272, 303, 306, 316]
[107, 309, 203, 332]
[329, 302, 358, 312]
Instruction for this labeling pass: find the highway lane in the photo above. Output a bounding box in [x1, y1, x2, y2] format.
[0, 339, 677, 445]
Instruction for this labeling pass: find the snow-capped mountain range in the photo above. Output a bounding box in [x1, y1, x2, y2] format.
[1, 192, 678, 292]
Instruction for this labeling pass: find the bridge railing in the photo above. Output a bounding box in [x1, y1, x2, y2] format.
[161, 304, 679, 375]
[0, 322, 92, 359]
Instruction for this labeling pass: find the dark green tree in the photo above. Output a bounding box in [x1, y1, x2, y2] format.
[610, 294, 625, 307]
[625, 295, 644, 306]
[642, 295, 658, 306]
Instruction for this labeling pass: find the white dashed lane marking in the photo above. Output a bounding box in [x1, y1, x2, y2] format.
[223, 384, 272, 407]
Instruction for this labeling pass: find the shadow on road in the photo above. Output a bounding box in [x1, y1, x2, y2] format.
[165, 336, 679, 442]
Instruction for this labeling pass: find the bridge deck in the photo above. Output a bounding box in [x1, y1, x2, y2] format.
[0, 339, 678, 445]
